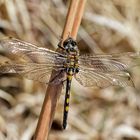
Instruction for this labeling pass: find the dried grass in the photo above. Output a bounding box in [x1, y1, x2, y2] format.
[0, 0, 140, 140]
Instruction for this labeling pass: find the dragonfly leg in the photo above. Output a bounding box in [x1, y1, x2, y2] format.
[49, 70, 65, 85]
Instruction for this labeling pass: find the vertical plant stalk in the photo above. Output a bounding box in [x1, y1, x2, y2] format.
[71, 0, 87, 39]
[34, 0, 86, 140]
[61, 0, 79, 41]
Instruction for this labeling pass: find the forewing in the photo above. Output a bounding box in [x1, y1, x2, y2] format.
[74, 69, 134, 88]
[79, 52, 140, 72]
[0, 63, 65, 84]
[0, 38, 66, 64]
[0, 38, 66, 84]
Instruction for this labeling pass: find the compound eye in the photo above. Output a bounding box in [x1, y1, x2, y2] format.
[71, 41, 76, 46]
[63, 41, 68, 47]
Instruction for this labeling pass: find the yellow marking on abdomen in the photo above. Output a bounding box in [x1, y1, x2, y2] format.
[66, 98, 69, 104]
[65, 106, 69, 112]
[67, 75, 72, 80]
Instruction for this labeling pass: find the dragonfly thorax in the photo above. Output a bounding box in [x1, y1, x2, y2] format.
[63, 37, 79, 75]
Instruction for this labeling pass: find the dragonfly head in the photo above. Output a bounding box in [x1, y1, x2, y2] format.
[63, 37, 78, 53]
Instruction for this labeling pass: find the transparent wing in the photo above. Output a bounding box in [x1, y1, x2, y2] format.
[0, 62, 65, 84]
[0, 38, 66, 64]
[79, 52, 140, 72]
[0, 38, 67, 83]
[74, 69, 134, 88]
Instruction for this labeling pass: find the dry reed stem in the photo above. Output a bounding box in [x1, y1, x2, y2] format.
[61, 0, 80, 41]
[34, 0, 86, 140]
[71, 0, 87, 39]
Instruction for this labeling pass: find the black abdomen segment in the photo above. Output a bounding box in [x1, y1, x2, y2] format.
[62, 76, 72, 129]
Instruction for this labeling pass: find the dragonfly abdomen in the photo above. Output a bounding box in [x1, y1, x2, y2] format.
[63, 77, 71, 129]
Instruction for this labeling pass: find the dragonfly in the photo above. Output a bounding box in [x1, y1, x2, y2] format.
[0, 37, 140, 129]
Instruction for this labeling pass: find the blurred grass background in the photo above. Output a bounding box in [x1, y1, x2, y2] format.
[0, 0, 140, 140]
